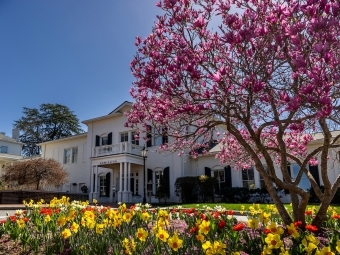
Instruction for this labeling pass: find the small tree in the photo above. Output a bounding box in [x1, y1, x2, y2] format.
[2, 158, 68, 190]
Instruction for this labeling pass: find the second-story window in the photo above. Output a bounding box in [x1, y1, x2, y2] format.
[0, 146, 8, 153]
[102, 136, 108, 145]
[131, 131, 139, 145]
[121, 132, 128, 142]
[64, 147, 78, 164]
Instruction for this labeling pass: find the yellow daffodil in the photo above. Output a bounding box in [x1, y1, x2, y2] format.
[57, 216, 66, 227]
[259, 212, 271, 225]
[304, 242, 319, 255]
[262, 245, 272, 254]
[157, 228, 169, 242]
[196, 232, 205, 242]
[136, 228, 148, 241]
[320, 246, 334, 255]
[302, 234, 319, 247]
[123, 212, 133, 223]
[61, 229, 71, 239]
[286, 223, 300, 239]
[202, 240, 226, 255]
[96, 223, 105, 234]
[141, 212, 150, 221]
[266, 222, 284, 235]
[16, 219, 25, 228]
[265, 233, 283, 249]
[248, 218, 259, 229]
[337, 240, 340, 252]
[44, 215, 51, 223]
[168, 231, 183, 252]
[70, 222, 79, 233]
[199, 220, 211, 234]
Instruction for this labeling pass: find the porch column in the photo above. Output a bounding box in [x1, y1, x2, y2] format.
[119, 162, 123, 192]
[90, 166, 94, 193]
[110, 169, 114, 203]
[128, 162, 131, 192]
[124, 162, 127, 191]
[95, 166, 98, 194]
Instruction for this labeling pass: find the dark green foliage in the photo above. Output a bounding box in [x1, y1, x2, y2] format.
[309, 186, 340, 204]
[155, 177, 170, 203]
[14, 103, 84, 156]
[218, 187, 272, 203]
[174, 176, 218, 203]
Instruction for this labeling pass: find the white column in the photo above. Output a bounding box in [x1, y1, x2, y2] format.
[95, 166, 98, 193]
[90, 166, 94, 193]
[119, 162, 123, 192]
[128, 162, 131, 192]
[124, 162, 127, 191]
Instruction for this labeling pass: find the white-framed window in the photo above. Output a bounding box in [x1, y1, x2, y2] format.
[102, 136, 108, 146]
[64, 147, 78, 164]
[153, 170, 164, 195]
[131, 131, 139, 145]
[259, 165, 269, 189]
[0, 146, 8, 153]
[242, 168, 255, 189]
[213, 169, 225, 190]
[154, 127, 168, 146]
[99, 175, 107, 197]
[288, 163, 310, 190]
[121, 132, 128, 142]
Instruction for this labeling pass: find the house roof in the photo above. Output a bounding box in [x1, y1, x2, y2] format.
[37, 133, 88, 145]
[82, 101, 132, 124]
[0, 133, 22, 145]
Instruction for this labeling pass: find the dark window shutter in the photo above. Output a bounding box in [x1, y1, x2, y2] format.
[285, 163, 291, 194]
[163, 167, 170, 196]
[147, 125, 152, 147]
[309, 165, 320, 186]
[148, 169, 153, 183]
[105, 172, 111, 197]
[224, 166, 232, 188]
[205, 167, 211, 177]
[108, 132, 112, 145]
[95, 135, 100, 146]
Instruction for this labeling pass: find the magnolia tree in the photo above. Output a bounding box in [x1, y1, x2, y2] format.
[127, 0, 340, 227]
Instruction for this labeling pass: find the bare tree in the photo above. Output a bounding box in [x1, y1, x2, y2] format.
[2, 158, 68, 190]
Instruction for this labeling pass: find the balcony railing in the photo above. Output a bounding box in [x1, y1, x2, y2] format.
[94, 142, 143, 157]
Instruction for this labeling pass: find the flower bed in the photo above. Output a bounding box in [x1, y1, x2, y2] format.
[1, 197, 340, 254]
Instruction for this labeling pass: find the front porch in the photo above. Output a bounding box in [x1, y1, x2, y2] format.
[89, 153, 148, 204]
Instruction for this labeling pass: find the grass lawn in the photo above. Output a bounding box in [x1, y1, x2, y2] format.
[168, 203, 340, 211]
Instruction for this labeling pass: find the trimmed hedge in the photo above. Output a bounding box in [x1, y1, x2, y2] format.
[308, 186, 340, 204]
[174, 176, 218, 203]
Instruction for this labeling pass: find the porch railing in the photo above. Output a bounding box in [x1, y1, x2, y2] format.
[94, 142, 143, 157]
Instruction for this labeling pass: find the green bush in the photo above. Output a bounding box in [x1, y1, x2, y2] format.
[308, 186, 340, 204]
[174, 176, 217, 203]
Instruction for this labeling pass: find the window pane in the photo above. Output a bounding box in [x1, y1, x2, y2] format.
[64, 149, 71, 164]
[121, 133, 128, 142]
[242, 181, 249, 188]
[292, 164, 300, 178]
[300, 174, 310, 190]
[248, 168, 254, 180]
[242, 170, 248, 180]
[72, 147, 78, 163]
[0, 146, 8, 153]
[102, 137, 108, 145]
[249, 180, 255, 189]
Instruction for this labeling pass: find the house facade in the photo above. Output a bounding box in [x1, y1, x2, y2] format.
[39, 101, 339, 204]
[0, 129, 23, 177]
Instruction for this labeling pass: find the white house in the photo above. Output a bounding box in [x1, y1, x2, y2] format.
[0, 129, 23, 177]
[38, 101, 339, 204]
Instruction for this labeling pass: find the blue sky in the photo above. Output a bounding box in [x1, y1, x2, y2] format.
[0, 0, 162, 136]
